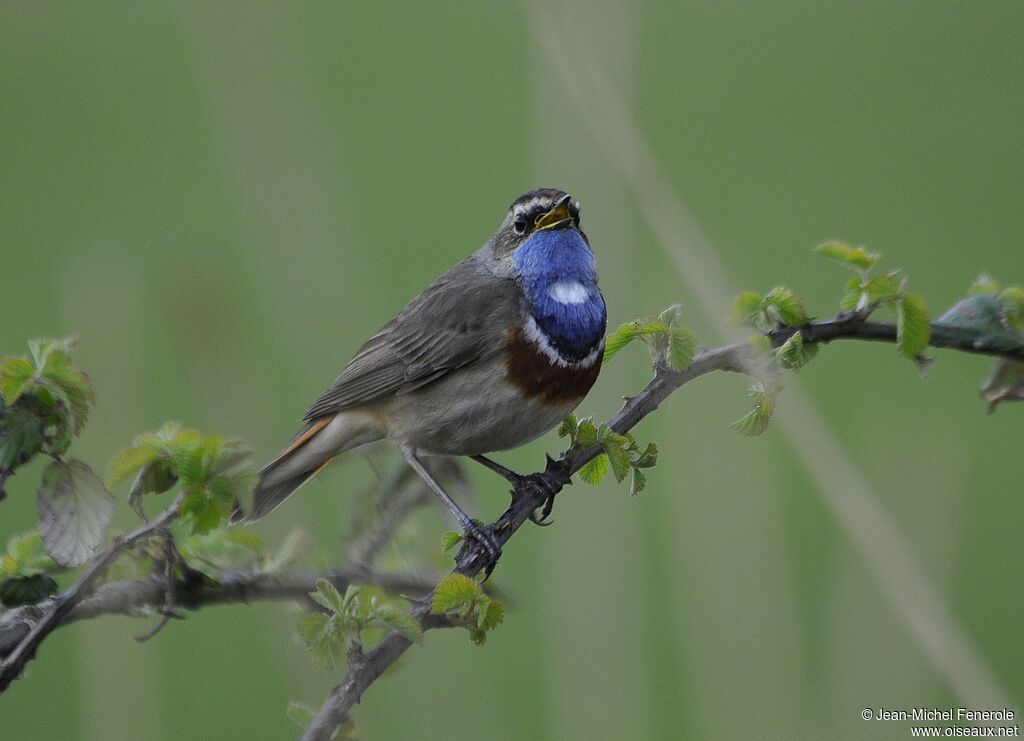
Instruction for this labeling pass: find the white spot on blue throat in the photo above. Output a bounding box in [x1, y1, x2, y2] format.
[513, 228, 607, 362]
[547, 280, 590, 305]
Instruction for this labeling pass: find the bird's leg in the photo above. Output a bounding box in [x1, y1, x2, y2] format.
[470, 454, 520, 484]
[401, 446, 502, 571]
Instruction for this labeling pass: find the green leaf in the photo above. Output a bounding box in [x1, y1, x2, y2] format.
[633, 442, 658, 469]
[667, 327, 697, 371]
[603, 320, 667, 362]
[730, 385, 777, 437]
[286, 702, 316, 731]
[107, 445, 162, 488]
[374, 603, 423, 644]
[576, 453, 608, 485]
[814, 240, 879, 271]
[0, 404, 44, 473]
[37, 459, 115, 567]
[1, 532, 58, 577]
[0, 574, 58, 606]
[179, 491, 226, 535]
[731, 292, 763, 325]
[0, 357, 35, 405]
[776, 331, 819, 370]
[555, 413, 578, 439]
[763, 287, 807, 327]
[431, 572, 481, 614]
[574, 418, 599, 447]
[262, 527, 308, 574]
[38, 350, 95, 433]
[299, 612, 346, 670]
[310, 578, 346, 615]
[27, 337, 76, 370]
[863, 272, 902, 305]
[629, 468, 647, 497]
[896, 292, 931, 358]
[997, 287, 1024, 329]
[469, 628, 488, 646]
[440, 530, 463, 553]
[477, 597, 505, 632]
[603, 439, 631, 483]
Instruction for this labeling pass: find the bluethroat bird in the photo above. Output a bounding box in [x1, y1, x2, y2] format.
[238, 189, 607, 565]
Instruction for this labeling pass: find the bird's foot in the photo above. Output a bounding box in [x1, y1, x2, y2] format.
[458, 519, 502, 578]
[519, 455, 571, 526]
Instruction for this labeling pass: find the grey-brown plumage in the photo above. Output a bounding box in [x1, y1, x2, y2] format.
[239, 189, 606, 568]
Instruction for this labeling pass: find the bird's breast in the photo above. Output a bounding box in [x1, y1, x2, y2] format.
[502, 322, 603, 406]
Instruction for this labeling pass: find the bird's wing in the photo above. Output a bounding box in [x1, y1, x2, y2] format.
[303, 257, 522, 420]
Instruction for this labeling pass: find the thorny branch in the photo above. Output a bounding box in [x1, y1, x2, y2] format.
[300, 315, 1024, 741]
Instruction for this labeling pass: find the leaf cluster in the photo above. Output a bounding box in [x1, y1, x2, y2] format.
[557, 414, 658, 496]
[108, 422, 257, 535]
[0, 533, 60, 606]
[300, 579, 423, 671]
[604, 305, 697, 372]
[0, 337, 96, 497]
[815, 240, 930, 358]
[429, 573, 504, 646]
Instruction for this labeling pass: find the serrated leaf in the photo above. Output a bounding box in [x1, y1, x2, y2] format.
[431, 572, 481, 614]
[629, 468, 647, 497]
[776, 331, 819, 370]
[477, 597, 505, 632]
[814, 241, 879, 271]
[311, 578, 346, 615]
[864, 272, 902, 305]
[286, 701, 316, 731]
[440, 530, 463, 553]
[667, 327, 697, 371]
[603, 323, 641, 362]
[555, 413, 578, 439]
[179, 490, 225, 535]
[469, 628, 487, 646]
[763, 287, 807, 327]
[374, 603, 423, 644]
[574, 418, 599, 447]
[38, 350, 95, 433]
[178, 528, 264, 578]
[896, 292, 931, 358]
[27, 337, 76, 370]
[0, 574, 58, 606]
[1, 532, 58, 577]
[730, 386, 777, 437]
[0, 357, 35, 405]
[576, 453, 608, 485]
[731, 292, 763, 325]
[299, 612, 346, 670]
[633, 442, 658, 468]
[107, 445, 162, 488]
[603, 440, 631, 483]
[37, 459, 115, 567]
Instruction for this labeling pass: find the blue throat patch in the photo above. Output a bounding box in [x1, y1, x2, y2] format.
[513, 228, 607, 362]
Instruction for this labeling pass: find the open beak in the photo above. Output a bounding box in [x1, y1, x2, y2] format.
[534, 194, 575, 231]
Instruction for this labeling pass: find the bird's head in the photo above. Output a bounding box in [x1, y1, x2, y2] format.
[494, 188, 583, 253]
[483, 188, 606, 362]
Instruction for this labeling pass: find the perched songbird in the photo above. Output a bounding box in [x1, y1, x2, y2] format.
[239, 188, 607, 562]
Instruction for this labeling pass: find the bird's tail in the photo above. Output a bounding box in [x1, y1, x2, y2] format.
[234, 412, 383, 524]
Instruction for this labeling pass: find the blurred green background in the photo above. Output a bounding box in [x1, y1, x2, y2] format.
[2, 2, 1022, 739]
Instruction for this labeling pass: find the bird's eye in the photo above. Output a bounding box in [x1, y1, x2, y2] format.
[513, 216, 527, 234]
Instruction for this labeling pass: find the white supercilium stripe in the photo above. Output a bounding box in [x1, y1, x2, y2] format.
[547, 280, 590, 304]
[523, 315, 603, 369]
